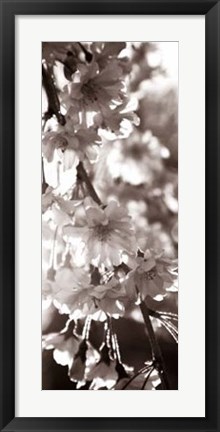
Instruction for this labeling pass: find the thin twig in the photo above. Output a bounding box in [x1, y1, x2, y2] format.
[160, 318, 178, 335]
[77, 162, 102, 205]
[141, 367, 154, 390]
[148, 308, 178, 320]
[42, 62, 65, 125]
[77, 42, 93, 63]
[121, 365, 151, 390]
[149, 308, 178, 343]
[159, 320, 178, 343]
[157, 311, 178, 319]
[161, 314, 178, 322]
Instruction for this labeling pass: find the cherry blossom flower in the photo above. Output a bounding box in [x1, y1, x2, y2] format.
[126, 249, 177, 300]
[50, 266, 92, 315]
[42, 121, 101, 168]
[43, 325, 100, 388]
[42, 186, 81, 214]
[69, 339, 100, 388]
[90, 42, 132, 77]
[90, 42, 126, 69]
[93, 100, 140, 138]
[42, 216, 67, 274]
[42, 151, 78, 194]
[42, 196, 81, 276]
[68, 339, 89, 385]
[63, 198, 137, 268]
[42, 42, 81, 69]
[49, 265, 127, 319]
[43, 331, 80, 368]
[85, 342, 133, 390]
[90, 277, 126, 317]
[86, 343, 118, 389]
[61, 61, 126, 114]
[56, 286, 97, 319]
[43, 260, 96, 318]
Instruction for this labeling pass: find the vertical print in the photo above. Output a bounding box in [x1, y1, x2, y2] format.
[42, 42, 178, 390]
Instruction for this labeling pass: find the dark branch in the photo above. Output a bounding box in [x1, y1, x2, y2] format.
[42, 62, 66, 126]
[139, 298, 170, 390]
[77, 162, 102, 205]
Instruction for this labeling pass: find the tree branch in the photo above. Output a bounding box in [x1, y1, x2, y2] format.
[77, 162, 102, 205]
[42, 62, 102, 206]
[139, 299, 170, 390]
[42, 62, 65, 125]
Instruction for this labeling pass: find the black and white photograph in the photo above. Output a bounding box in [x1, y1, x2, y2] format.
[42, 41, 178, 391]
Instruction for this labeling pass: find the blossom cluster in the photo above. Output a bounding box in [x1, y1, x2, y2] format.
[42, 42, 178, 390]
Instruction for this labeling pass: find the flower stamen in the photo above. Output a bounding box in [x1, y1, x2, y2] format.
[93, 224, 111, 241]
[146, 268, 157, 280]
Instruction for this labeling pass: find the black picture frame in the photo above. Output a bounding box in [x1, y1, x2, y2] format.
[0, 1, 219, 431]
